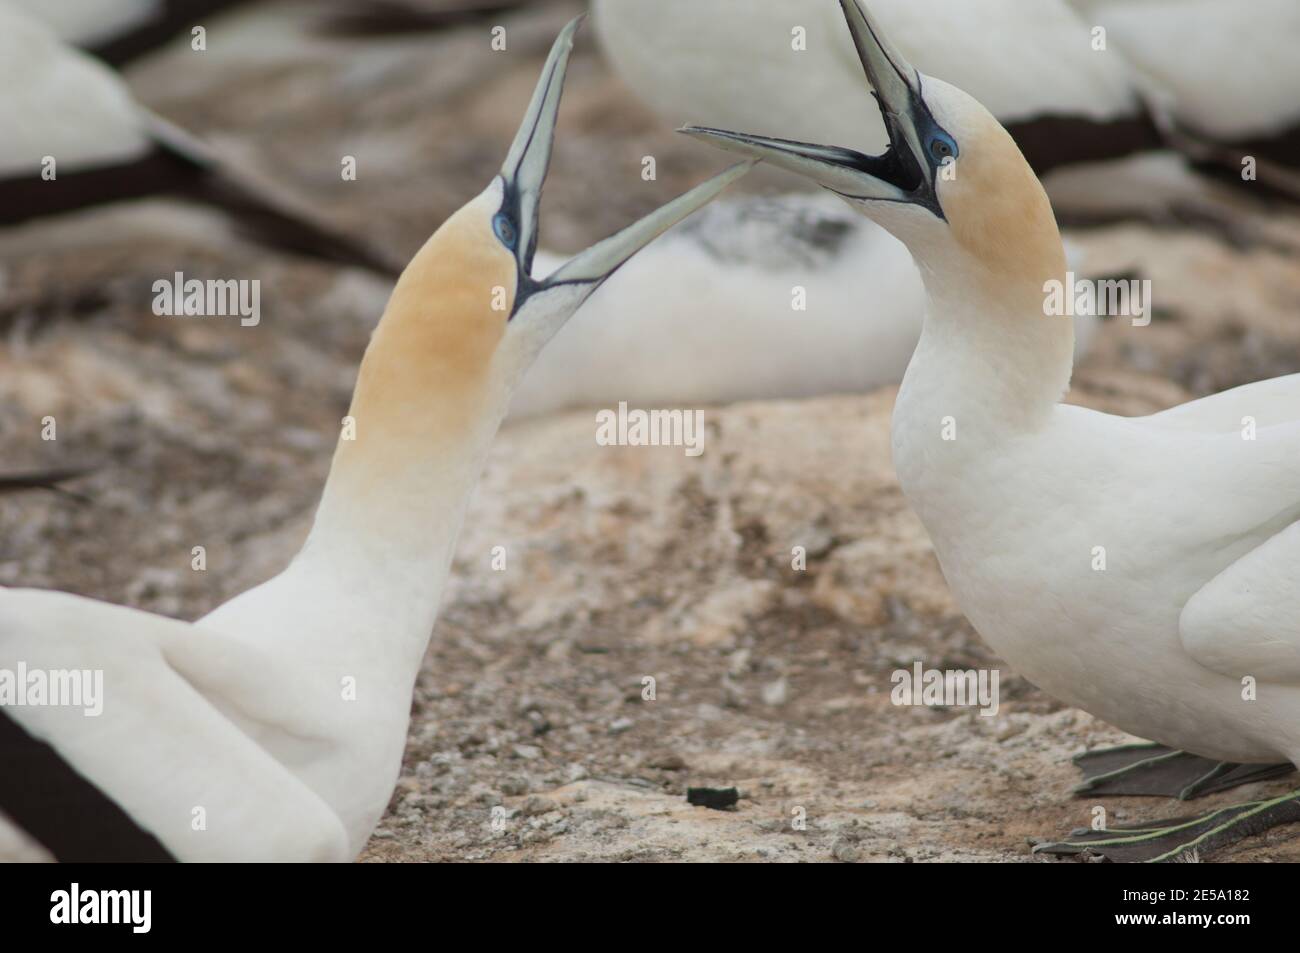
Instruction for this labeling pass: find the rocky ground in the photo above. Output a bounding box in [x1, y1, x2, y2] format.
[3, 0, 1300, 862]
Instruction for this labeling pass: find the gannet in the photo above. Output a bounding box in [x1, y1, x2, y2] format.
[0, 2, 403, 275]
[510, 193, 922, 417]
[594, 0, 1298, 216]
[687, 0, 1300, 862]
[0, 16, 750, 862]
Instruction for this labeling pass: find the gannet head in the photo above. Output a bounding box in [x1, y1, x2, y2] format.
[381, 16, 752, 409]
[680, 0, 1063, 288]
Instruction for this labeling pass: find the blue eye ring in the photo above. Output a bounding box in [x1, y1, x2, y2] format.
[929, 134, 957, 163]
[493, 213, 518, 249]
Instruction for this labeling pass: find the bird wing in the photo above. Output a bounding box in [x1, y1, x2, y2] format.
[1142, 374, 1300, 434]
[0, 587, 349, 861]
[825, 0, 1161, 177]
[1180, 519, 1300, 684]
[0, 6, 402, 274]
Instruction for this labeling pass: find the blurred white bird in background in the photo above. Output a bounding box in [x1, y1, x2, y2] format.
[0, 2, 404, 273]
[10, 0, 254, 65]
[10, 0, 541, 64]
[593, 0, 1300, 213]
[5, 0, 1290, 421]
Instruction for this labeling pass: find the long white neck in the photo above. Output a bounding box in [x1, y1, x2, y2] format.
[289, 391, 507, 672]
[890, 205, 1072, 544]
[207, 194, 521, 679]
[900, 250, 1074, 436]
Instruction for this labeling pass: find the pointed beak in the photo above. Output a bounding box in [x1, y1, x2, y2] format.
[499, 15, 582, 278]
[502, 16, 754, 307]
[680, 0, 941, 216]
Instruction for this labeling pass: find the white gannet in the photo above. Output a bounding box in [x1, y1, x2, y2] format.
[0, 2, 403, 276]
[0, 16, 750, 861]
[687, 0, 1300, 862]
[511, 193, 923, 417]
[594, 0, 1300, 214]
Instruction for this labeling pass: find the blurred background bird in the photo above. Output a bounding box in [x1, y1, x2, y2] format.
[593, 0, 1300, 216]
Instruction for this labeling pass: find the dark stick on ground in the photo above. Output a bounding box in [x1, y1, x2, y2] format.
[687, 787, 739, 811]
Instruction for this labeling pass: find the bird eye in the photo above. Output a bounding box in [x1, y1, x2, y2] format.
[493, 213, 517, 249]
[930, 136, 955, 162]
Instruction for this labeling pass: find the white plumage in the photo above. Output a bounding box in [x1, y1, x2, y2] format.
[0, 1, 404, 273]
[0, 3, 150, 177]
[593, 0, 1300, 199]
[594, 0, 1143, 159]
[10, 0, 163, 49]
[513, 194, 923, 416]
[1070, 0, 1300, 143]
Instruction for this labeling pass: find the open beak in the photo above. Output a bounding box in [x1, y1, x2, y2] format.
[680, 0, 942, 217]
[501, 16, 754, 306]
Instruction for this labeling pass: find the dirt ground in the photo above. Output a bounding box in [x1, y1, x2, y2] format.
[3, 0, 1300, 862]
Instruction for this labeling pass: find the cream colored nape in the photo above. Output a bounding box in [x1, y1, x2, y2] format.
[937, 82, 1066, 289]
[876, 76, 1067, 307]
[336, 185, 517, 462]
[365, 186, 515, 377]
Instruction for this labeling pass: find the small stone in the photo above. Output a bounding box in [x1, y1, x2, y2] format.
[520, 795, 558, 816]
[499, 777, 529, 797]
[761, 677, 788, 707]
[831, 838, 861, 863]
[608, 717, 634, 735]
[645, 751, 687, 771]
